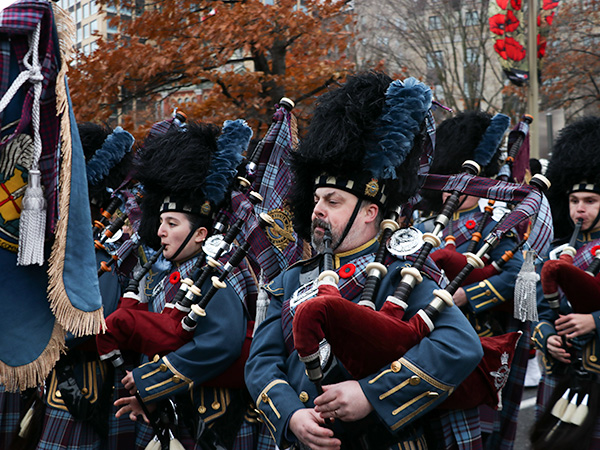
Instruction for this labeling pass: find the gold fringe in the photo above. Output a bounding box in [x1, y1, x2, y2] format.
[0, 321, 66, 392]
[47, 3, 106, 337]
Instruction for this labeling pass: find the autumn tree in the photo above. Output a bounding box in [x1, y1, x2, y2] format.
[68, 0, 356, 137]
[540, 0, 600, 120]
[353, 0, 506, 113]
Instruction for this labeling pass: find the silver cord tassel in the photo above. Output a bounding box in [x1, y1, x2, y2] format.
[514, 250, 539, 322]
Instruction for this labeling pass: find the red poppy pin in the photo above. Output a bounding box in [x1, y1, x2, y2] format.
[339, 263, 356, 279]
[169, 271, 181, 284]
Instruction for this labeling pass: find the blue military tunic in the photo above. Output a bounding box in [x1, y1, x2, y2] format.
[132, 253, 248, 422]
[245, 239, 483, 448]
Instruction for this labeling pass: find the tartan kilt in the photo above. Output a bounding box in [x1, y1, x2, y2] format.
[36, 368, 154, 450]
[425, 407, 483, 450]
[0, 385, 24, 449]
[478, 321, 530, 450]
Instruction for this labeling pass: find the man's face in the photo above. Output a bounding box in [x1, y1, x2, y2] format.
[311, 187, 377, 254]
[158, 211, 204, 262]
[569, 191, 600, 231]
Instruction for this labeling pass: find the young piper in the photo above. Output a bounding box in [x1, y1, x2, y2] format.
[531, 116, 600, 450]
[107, 120, 273, 449]
[245, 72, 483, 450]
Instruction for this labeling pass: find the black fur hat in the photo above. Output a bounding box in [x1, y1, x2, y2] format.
[430, 110, 508, 178]
[545, 116, 600, 239]
[289, 72, 433, 240]
[79, 122, 135, 207]
[135, 120, 251, 248]
[424, 110, 510, 211]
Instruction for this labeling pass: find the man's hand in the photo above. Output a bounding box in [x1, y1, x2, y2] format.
[314, 380, 374, 422]
[289, 408, 340, 450]
[121, 370, 136, 395]
[547, 334, 571, 364]
[114, 395, 151, 423]
[452, 288, 468, 308]
[555, 313, 596, 339]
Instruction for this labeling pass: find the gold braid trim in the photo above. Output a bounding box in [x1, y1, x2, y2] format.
[0, 320, 66, 392]
[47, 4, 105, 337]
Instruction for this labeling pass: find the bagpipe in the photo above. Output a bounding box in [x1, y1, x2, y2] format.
[430, 113, 536, 289]
[540, 219, 600, 316]
[292, 164, 551, 412]
[530, 219, 600, 449]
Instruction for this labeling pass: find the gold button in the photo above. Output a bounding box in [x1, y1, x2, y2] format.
[427, 391, 439, 398]
[81, 388, 89, 395]
[590, 355, 598, 362]
[409, 376, 421, 386]
[212, 401, 221, 410]
[391, 361, 401, 373]
[172, 375, 181, 383]
[485, 290, 492, 296]
[153, 354, 160, 363]
[55, 390, 62, 398]
[159, 364, 168, 372]
[198, 406, 207, 414]
[299, 391, 309, 403]
[479, 282, 486, 288]
[261, 393, 269, 402]
[475, 325, 481, 331]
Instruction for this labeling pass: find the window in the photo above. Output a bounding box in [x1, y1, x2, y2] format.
[75, 6, 81, 22]
[83, 44, 90, 56]
[76, 28, 82, 43]
[83, 3, 89, 18]
[90, 20, 98, 33]
[465, 10, 478, 26]
[90, 41, 98, 53]
[83, 24, 90, 39]
[426, 50, 444, 69]
[429, 15, 441, 30]
[107, 20, 118, 33]
[90, 0, 98, 15]
[465, 47, 478, 65]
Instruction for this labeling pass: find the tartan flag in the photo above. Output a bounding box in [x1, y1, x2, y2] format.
[233, 102, 304, 283]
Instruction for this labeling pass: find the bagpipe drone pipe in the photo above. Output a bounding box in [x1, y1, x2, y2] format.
[292, 170, 552, 411]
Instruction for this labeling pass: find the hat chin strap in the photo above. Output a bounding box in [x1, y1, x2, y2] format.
[332, 198, 363, 252]
[167, 226, 198, 262]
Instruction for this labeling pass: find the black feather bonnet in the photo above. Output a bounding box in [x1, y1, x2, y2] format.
[135, 119, 251, 248]
[545, 116, 600, 238]
[79, 122, 135, 207]
[289, 71, 433, 240]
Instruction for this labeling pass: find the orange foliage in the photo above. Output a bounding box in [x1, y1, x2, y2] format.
[68, 0, 356, 139]
[540, 0, 600, 119]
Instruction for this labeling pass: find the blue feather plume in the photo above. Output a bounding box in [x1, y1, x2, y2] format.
[203, 119, 252, 206]
[86, 126, 135, 186]
[473, 113, 510, 167]
[365, 77, 432, 180]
